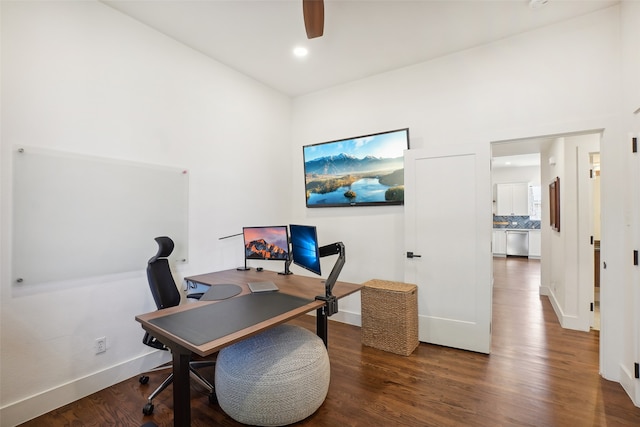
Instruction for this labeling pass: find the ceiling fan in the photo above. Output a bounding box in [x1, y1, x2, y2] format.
[303, 0, 324, 39]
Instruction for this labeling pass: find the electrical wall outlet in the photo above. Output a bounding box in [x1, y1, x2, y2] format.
[95, 337, 107, 354]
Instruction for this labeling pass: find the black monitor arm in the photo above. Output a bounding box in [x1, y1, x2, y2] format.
[315, 242, 345, 316]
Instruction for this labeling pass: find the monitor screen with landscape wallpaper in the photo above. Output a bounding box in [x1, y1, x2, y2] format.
[242, 226, 290, 260]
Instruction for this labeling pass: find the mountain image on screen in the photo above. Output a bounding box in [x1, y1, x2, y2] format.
[304, 154, 404, 205]
[245, 239, 288, 260]
[304, 154, 402, 175]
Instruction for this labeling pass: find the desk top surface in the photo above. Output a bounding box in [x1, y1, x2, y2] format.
[136, 268, 362, 356]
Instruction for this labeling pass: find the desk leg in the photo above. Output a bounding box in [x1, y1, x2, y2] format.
[316, 307, 328, 348]
[168, 345, 192, 427]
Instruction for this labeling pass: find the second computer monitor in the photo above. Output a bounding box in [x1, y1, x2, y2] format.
[289, 224, 321, 276]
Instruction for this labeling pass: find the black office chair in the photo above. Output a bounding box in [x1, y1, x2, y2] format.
[139, 236, 216, 415]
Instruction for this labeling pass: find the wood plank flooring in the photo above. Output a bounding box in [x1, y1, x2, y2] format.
[19, 258, 640, 426]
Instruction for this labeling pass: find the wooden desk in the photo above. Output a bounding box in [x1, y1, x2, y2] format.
[136, 268, 361, 427]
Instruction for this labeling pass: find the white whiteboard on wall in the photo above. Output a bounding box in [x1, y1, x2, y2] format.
[12, 147, 189, 285]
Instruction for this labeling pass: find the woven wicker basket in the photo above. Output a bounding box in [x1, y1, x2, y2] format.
[361, 279, 419, 356]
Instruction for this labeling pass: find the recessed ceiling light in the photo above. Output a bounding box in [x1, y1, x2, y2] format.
[293, 46, 308, 58]
[505, 161, 512, 165]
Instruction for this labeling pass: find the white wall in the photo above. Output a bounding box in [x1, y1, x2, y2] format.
[540, 134, 600, 331]
[491, 165, 540, 188]
[541, 137, 565, 306]
[291, 3, 628, 387]
[0, 1, 292, 424]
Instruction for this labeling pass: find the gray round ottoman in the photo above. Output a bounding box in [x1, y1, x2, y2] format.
[215, 324, 330, 426]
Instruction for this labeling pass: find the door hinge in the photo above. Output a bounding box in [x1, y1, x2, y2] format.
[590, 302, 594, 312]
[590, 236, 594, 245]
[633, 137, 638, 154]
[635, 363, 639, 379]
[634, 250, 639, 266]
[589, 169, 593, 179]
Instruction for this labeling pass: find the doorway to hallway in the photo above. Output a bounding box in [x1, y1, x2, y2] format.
[491, 131, 602, 333]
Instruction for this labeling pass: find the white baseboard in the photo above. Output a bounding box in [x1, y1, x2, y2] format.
[619, 362, 640, 407]
[560, 313, 583, 330]
[547, 288, 563, 323]
[330, 309, 362, 328]
[546, 289, 579, 329]
[0, 350, 170, 426]
[545, 288, 587, 331]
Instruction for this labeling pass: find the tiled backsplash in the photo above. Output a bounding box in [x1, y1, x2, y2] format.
[493, 215, 541, 229]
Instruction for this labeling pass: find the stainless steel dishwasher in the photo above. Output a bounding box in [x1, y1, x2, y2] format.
[506, 230, 529, 257]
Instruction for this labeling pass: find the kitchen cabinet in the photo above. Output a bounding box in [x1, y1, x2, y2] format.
[493, 230, 506, 256]
[528, 230, 541, 258]
[496, 183, 529, 215]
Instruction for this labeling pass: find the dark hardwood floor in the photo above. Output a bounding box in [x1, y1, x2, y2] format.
[20, 258, 640, 426]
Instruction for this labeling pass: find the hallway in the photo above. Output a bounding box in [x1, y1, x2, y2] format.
[491, 256, 608, 425]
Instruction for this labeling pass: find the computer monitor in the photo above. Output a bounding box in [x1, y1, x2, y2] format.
[289, 224, 321, 276]
[242, 226, 290, 261]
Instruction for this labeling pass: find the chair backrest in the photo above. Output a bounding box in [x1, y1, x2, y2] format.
[147, 236, 181, 310]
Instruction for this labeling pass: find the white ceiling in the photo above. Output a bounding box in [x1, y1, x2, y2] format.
[102, 0, 619, 98]
[491, 136, 554, 162]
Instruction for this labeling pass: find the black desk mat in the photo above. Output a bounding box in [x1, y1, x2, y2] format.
[148, 292, 313, 346]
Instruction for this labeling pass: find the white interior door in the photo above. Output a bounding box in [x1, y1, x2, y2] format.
[404, 144, 492, 354]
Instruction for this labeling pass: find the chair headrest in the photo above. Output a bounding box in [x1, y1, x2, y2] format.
[149, 236, 174, 263]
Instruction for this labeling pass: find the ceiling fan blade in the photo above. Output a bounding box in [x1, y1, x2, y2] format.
[303, 0, 324, 39]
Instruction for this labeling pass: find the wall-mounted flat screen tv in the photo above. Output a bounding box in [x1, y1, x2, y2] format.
[303, 128, 409, 207]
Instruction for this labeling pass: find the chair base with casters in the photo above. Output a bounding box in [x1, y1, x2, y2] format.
[139, 358, 216, 415]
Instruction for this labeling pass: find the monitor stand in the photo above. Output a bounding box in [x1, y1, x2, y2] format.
[237, 258, 250, 271]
